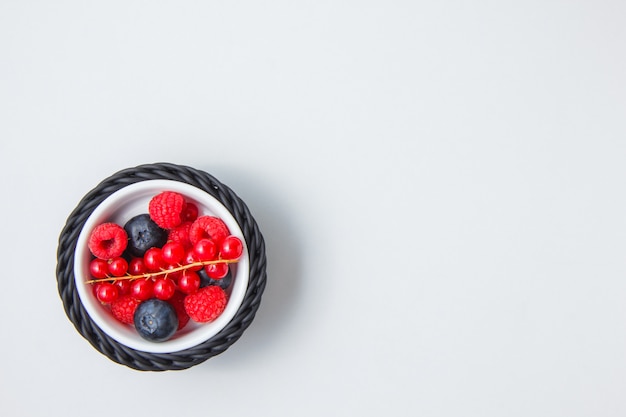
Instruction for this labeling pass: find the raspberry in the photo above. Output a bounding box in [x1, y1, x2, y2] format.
[169, 291, 190, 330]
[149, 191, 185, 229]
[110, 294, 140, 325]
[189, 216, 230, 246]
[88, 222, 128, 260]
[184, 286, 228, 323]
[168, 222, 192, 249]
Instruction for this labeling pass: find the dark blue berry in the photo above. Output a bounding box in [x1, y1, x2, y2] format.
[124, 214, 167, 257]
[134, 299, 178, 342]
[198, 266, 232, 290]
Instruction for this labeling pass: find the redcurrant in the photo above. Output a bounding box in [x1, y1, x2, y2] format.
[161, 241, 185, 265]
[220, 235, 243, 260]
[182, 202, 199, 222]
[144, 247, 164, 272]
[92, 283, 102, 298]
[205, 262, 229, 279]
[153, 278, 176, 300]
[114, 279, 131, 295]
[128, 257, 147, 275]
[89, 258, 109, 279]
[178, 271, 200, 294]
[131, 278, 153, 301]
[183, 249, 203, 272]
[96, 283, 119, 303]
[108, 256, 128, 277]
[193, 238, 217, 261]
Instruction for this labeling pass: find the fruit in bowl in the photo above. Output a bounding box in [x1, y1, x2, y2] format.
[86, 190, 242, 342]
[73, 179, 250, 354]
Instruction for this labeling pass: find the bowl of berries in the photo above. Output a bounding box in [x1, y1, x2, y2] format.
[56, 163, 267, 371]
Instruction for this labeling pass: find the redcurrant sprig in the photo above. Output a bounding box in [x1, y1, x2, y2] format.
[85, 258, 239, 285]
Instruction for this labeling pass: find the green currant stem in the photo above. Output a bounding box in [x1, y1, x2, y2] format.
[85, 258, 239, 284]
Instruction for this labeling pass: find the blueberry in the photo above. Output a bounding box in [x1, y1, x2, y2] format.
[124, 214, 167, 257]
[198, 266, 233, 290]
[134, 299, 179, 342]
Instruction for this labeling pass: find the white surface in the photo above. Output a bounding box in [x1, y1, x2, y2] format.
[73, 180, 249, 353]
[1, 1, 625, 416]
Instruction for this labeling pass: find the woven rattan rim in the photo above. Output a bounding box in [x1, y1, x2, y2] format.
[56, 163, 267, 371]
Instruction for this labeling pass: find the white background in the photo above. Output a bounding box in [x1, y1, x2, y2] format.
[1, 1, 625, 416]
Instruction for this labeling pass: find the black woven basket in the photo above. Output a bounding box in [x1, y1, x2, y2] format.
[56, 163, 267, 371]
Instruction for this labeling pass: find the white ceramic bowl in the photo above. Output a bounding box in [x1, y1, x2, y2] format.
[73, 179, 250, 353]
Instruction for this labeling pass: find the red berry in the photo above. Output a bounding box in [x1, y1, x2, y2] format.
[128, 257, 147, 275]
[189, 216, 230, 246]
[144, 247, 164, 272]
[181, 202, 199, 223]
[96, 282, 119, 304]
[205, 262, 229, 279]
[168, 222, 192, 249]
[153, 278, 176, 300]
[184, 286, 228, 323]
[110, 295, 140, 324]
[131, 278, 153, 301]
[161, 241, 185, 265]
[163, 263, 179, 275]
[169, 291, 190, 330]
[193, 238, 217, 261]
[92, 283, 102, 298]
[166, 270, 183, 284]
[178, 271, 200, 294]
[148, 191, 185, 229]
[183, 249, 203, 272]
[220, 235, 243, 260]
[89, 258, 109, 279]
[107, 257, 128, 277]
[88, 222, 128, 260]
[114, 279, 131, 295]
